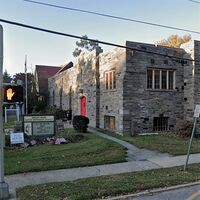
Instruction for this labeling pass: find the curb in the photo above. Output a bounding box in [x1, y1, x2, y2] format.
[105, 181, 200, 200]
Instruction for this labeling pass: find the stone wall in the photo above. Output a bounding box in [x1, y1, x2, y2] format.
[123, 41, 187, 135]
[74, 51, 98, 127]
[48, 48, 126, 133]
[99, 48, 126, 134]
[48, 40, 200, 136]
[48, 51, 100, 127]
[181, 41, 195, 121]
[48, 65, 77, 111]
[194, 41, 200, 105]
[194, 40, 200, 133]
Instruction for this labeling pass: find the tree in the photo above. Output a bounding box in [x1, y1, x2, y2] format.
[13, 72, 36, 113]
[72, 35, 103, 57]
[12, 72, 33, 86]
[3, 70, 12, 83]
[158, 34, 191, 48]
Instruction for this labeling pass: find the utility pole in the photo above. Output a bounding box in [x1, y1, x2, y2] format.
[0, 25, 9, 199]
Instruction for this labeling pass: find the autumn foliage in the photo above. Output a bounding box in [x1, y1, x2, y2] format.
[158, 34, 191, 48]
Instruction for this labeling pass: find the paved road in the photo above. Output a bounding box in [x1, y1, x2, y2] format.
[133, 184, 200, 200]
[107, 183, 200, 200]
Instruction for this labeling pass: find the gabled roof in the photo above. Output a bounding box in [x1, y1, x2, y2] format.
[35, 65, 62, 79]
[35, 65, 62, 96]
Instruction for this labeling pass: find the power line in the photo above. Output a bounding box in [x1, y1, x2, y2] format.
[24, 0, 200, 35]
[188, 0, 200, 3]
[0, 18, 197, 63]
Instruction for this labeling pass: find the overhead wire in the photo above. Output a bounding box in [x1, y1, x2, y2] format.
[0, 18, 198, 63]
[188, 0, 200, 3]
[23, 0, 200, 35]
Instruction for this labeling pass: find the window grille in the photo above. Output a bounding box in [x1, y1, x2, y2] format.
[153, 117, 169, 131]
[147, 69, 175, 90]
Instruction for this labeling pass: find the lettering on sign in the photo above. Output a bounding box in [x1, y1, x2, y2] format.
[10, 132, 24, 144]
[33, 122, 54, 135]
[23, 115, 55, 135]
[24, 115, 54, 122]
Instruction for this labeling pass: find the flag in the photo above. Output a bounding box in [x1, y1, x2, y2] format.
[25, 55, 27, 73]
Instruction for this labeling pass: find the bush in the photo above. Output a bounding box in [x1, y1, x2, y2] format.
[72, 115, 89, 133]
[32, 101, 46, 113]
[43, 106, 72, 120]
[175, 120, 193, 137]
[5, 135, 10, 147]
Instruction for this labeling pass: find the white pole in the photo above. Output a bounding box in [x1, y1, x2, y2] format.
[5, 107, 7, 123]
[25, 55, 28, 115]
[4, 107, 7, 123]
[16, 107, 19, 122]
[0, 24, 9, 199]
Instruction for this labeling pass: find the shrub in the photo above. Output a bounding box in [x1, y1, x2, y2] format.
[175, 120, 193, 137]
[43, 106, 71, 120]
[72, 115, 89, 133]
[32, 101, 46, 113]
[5, 135, 10, 147]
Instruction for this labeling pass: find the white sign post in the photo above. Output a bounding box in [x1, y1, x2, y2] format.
[184, 105, 200, 171]
[0, 25, 9, 199]
[10, 133, 24, 145]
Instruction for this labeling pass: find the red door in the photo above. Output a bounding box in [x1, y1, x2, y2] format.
[80, 96, 86, 116]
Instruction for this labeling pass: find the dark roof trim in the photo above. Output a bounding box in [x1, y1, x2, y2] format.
[56, 62, 73, 75]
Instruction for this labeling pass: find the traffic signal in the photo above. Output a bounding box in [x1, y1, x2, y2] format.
[4, 85, 23, 102]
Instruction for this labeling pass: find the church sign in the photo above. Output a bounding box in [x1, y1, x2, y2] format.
[23, 115, 55, 136]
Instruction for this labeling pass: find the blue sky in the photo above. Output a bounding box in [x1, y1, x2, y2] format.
[0, 0, 200, 75]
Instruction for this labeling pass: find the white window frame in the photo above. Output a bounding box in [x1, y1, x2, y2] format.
[147, 69, 175, 90]
[105, 70, 116, 90]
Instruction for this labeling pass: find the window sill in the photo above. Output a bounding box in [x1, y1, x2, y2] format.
[104, 89, 117, 92]
[146, 89, 176, 92]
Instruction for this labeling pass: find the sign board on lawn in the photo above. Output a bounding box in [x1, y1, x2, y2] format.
[23, 115, 55, 136]
[10, 132, 24, 144]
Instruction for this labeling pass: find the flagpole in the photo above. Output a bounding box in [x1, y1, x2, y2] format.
[25, 55, 28, 115]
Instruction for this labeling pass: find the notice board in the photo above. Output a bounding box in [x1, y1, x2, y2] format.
[23, 115, 55, 135]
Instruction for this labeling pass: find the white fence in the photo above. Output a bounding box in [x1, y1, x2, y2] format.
[4, 107, 20, 123]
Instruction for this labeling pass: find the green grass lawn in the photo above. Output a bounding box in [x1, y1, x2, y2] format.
[122, 135, 200, 155]
[17, 163, 200, 200]
[3, 116, 22, 129]
[4, 131, 126, 175]
[3, 120, 15, 129]
[98, 129, 200, 155]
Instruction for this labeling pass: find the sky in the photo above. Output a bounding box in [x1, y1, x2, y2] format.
[0, 0, 200, 75]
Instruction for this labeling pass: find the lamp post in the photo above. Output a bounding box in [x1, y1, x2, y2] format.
[0, 25, 9, 199]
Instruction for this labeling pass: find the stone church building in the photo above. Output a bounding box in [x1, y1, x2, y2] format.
[48, 40, 200, 136]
